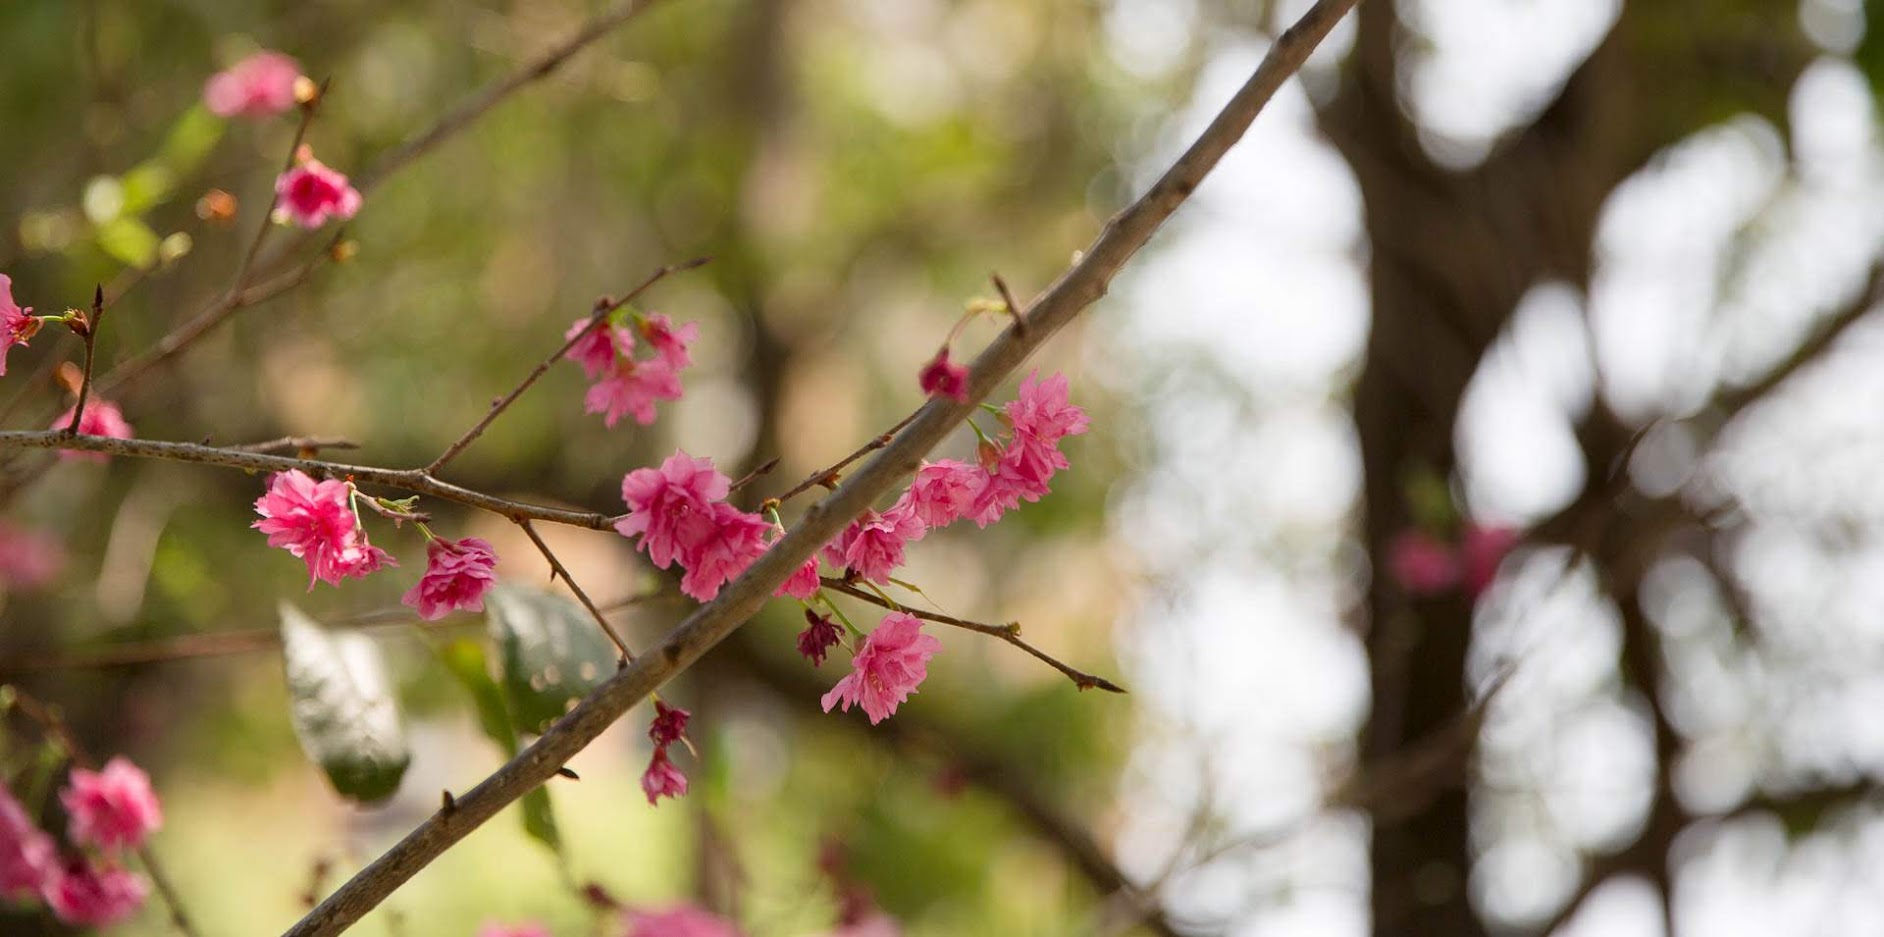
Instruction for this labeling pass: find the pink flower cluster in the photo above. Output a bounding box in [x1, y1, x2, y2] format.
[2, 757, 162, 926]
[640, 701, 693, 806]
[0, 521, 65, 589]
[402, 537, 499, 620]
[0, 274, 40, 376]
[821, 613, 941, 725]
[52, 399, 135, 462]
[275, 153, 361, 229]
[568, 312, 697, 427]
[253, 470, 394, 589]
[614, 451, 811, 603]
[1386, 523, 1521, 599]
[204, 51, 303, 119]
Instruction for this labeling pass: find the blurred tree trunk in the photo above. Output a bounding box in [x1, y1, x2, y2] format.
[1315, 2, 1808, 934]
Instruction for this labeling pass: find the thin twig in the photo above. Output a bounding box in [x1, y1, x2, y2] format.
[230, 89, 320, 294]
[5, 689, 204, 937]
[516, 518, 635, 661]
[727, 456, 779, 495]
[774, 412, 920, 503]
[426, 257, 708, 475]
[819, 578, 1125, 693]
[0, 431, 619, 531]
[63, 285, 105, 434]
[990, 272, 1026, 336]
[283, 3, 1357, 930]
[231, 436, 360, 455]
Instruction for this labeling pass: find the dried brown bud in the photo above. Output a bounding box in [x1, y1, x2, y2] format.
[329, 240, 358, 263]
[195, 189, 238, 226]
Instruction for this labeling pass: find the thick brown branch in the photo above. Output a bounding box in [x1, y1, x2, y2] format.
[283, 3, 1358, 932]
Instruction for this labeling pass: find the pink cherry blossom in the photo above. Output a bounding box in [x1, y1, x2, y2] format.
[797, 611, 841, 667]
[918, 348, 969, 403]
[1460, 524, 1521, 598]
[824, 505, 925, 585]
[0, 786, 57, 900]
[648, 701, 690, 747]
[638, 314, 699, 370]
[478, 923, 551, 937]
[253, 469, 395, 588]
[640, 748, 688, 805]
[624, 905, 744, 937]
[895, 459, 985, 528]
[204, 51, 303, 119]
[1387, 530, 1458, 597]
[775, 549, 821, 600]
[616, 452, 730, 570]
[0, 521, 65, 589]
[0, 274, 39, 377]
[584, 356, 682, 428]
[402, 537, 499, 620]
[821, 612, 942, 724]
[52, 399, 134, 462]
[59, 757, 162, 853]
[43, 859, 148, 927]
[565, 316, 635, 380]
[677, 504, 770, 601]
[275, 156, 361, 228]
[1003, 370, 1090, 448]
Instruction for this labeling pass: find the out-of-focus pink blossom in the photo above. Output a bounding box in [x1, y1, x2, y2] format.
[402, 537, 499, 620]
[821, 612, 941, 724]
[52, 399, 134, 463]
[638, 314, 699, 371]
[895, 460, 984, 529]
[565, 317, 635, 380]
[274, 156, 361, 228]
[1460, 524, 1521, 598]
[797, 611, 842, 667]
[640, 748, 688, 806]
[204, 51, 303, 119]
[252, 469, 395, 588]
[1387, 530, 1459, 597]
[59, 757, 162, 853]
[824, 505, 925, 585]
[623, 905, 744, 937]
[678, 504, 771, 602]
[918, 348, 969, 403]
[43, 859, 148, 927]
[0, 274, 40, 377]
[0, 522, 65, 589]
[0, 786, 57, 901]
[584, 356, 682, 428]
[616, 452, 730, 570]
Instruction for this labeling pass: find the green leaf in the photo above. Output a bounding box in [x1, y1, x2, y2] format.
[434, 636, 562, 855]
[118, 163, 176, 217]
[279, 603, 411, 803]
[486, 585, 616, 735]
[158, 104, 225, 174]
[94, 217, 159, 268]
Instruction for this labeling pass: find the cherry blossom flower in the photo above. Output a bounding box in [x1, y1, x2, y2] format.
[274, 156, 361, 228]
[1460, 524, 1520, 598]
[616, 452, 730, 570]
[821, 612, 942, 724]
[59, 757, 162, 853]
[477, 923, 551, 937]
[918, 348, 969, 403]
[648, 701, 690, 748]
[252, 469, 395, 588]
[1386, 530, 1458, 597]
[775, 549, 822, 600]
[204, 51, 303, 119]
[584, 356, 682, 428]
[0, 522, 65, 589]
[0, 786, 57, 901]
[0, 274, 40, 377]
[402, 537, 499, 620]
[43, 859, 148, 927]
[640, 748, 688, 805]
[51, 399, 134, 462]
[565, 316, 635, 380]
[1003, 370, 1090, 450]
[678, 504, 771, 601]
[623, 905, 744, 937]
[895, 459, 984, 528]
[797, 611, 842, 667]
[823, 504, 925, 584]
[638, 313, 699, 370]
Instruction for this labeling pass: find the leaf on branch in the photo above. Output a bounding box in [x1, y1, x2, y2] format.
[280, 602, 412, 804]
[486, 585, 616, 736]
[434, 637, 562, 856]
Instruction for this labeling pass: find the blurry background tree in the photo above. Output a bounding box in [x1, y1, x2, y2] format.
[4, 0, 1884, 936]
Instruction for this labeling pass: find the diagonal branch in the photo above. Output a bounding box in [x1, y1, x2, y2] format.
[280, 2, 1361, 933]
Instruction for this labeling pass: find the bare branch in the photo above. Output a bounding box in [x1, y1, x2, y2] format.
[281, 2, 1360, 932]
[774, 412, 920, 503]
[63, 284, 105, 434]
[516, 519, 635, 661]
